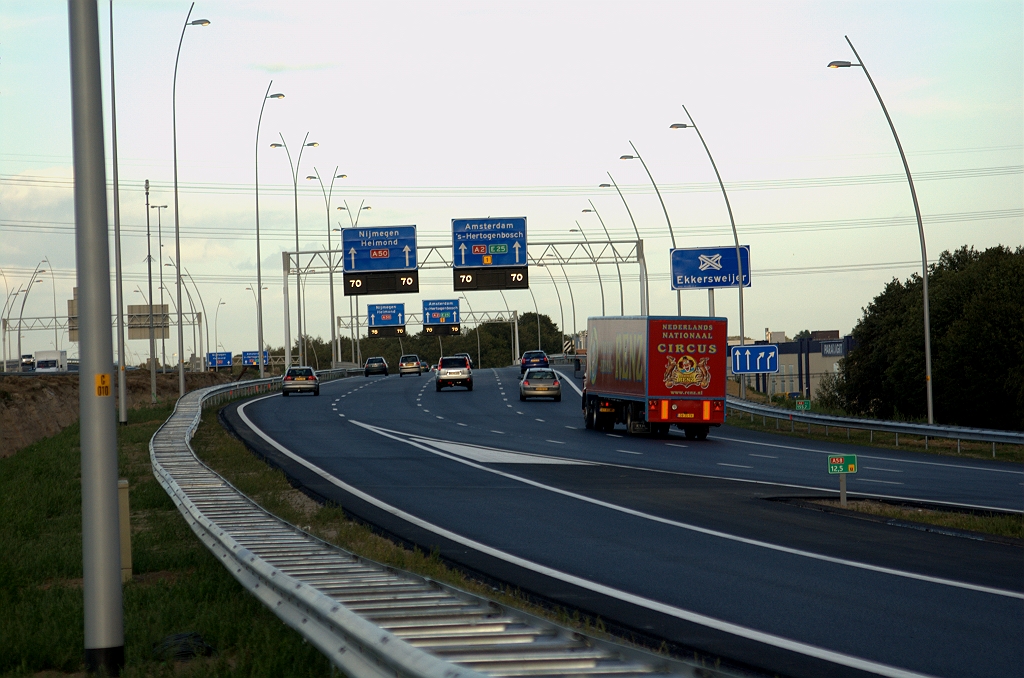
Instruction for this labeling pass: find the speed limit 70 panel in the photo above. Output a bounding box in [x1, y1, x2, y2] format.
[453, 266, 529, 291]
[343, 270, 419, 295]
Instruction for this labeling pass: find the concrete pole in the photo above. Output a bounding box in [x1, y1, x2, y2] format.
[145, 180, 156, 403]
[513, 310, 520, 367]
[68, 1, 124, 673]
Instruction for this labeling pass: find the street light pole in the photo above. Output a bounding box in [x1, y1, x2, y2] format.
[583, 200, 625, 314]
[671, 105, 747, 399]
[272, 133, 318, 366]
[621, 141, 679, 315]
[214, 299, 226, 366]
[16, 261, 46, 371]
[182, 268, 208, 369]
[309, 168, 347, 366]
[171, 3, 210, 396]
[459, 295, 482, 369]
[108, 0, 127, 424]
[254, 83, 284, 379]
[151, 205, 168, 371]
[246, 284, 267, 369]
[539, 264, 566, 351]
[829, 36, 934, 424]
[601, 173, 648, 313]
[527, 288, 541, 350]
[144, 180, 156, 402]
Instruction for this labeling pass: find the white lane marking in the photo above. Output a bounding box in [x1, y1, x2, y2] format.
[507, 405, 513, 408]
[423, 409, 429, 413]
[718, 463, 754, 469]
[338, 413, 345, 417]
[344, 421, 1023, 602]
[417, 404, 422, 407]
[712, 434, 1024, 475]
[535, 418, 545, 422]
[865, 467, 903, 473]
[606, 434, 622, 438]
[617, 449, 642, 455]
[546, 440, 565, 445]
[457, 423, 468, 427]
[516, 411, 524, 415]
[491, 430, 504, 434]
[857, 478, 905, 485]
[413, 438, 584, 465]
[436, 416, 444, 420]
[554, 370, 583, 395]
[235, 405, 963, 678]
[666, 443, 688, 448]
[565, 426, 577, 430]
[750, 454, 777, 459]
[503, 398, 508, 402]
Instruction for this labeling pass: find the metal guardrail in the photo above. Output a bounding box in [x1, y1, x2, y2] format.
[726, 396, 1024, 452]
[151, 370, 732, 677]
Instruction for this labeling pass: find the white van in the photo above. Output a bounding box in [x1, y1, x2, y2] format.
[35, 350, 68, 373]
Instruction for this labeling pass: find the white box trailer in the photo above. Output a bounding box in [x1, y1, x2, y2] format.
[35, 350, 68, 372]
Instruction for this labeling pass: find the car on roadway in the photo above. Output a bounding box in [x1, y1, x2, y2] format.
[364, 357, 388, 377]
[282, 366, 319, 396]
[420, 360, 431, 372]
[520, 368, 560, 401]
[398, 354, 423, 376]
[453, 352, 474, 369]
[436, 356, 472, 391]
[520, 350, 549, 375]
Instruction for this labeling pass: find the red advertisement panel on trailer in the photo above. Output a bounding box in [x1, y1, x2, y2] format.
[647, 318, 727, 400]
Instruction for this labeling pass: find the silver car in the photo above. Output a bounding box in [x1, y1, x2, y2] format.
[519, 368, 560, 401]
[436, 356, 473, 391]
[282, 366, 319, 396]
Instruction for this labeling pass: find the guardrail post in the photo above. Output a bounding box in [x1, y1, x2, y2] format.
[895, 432, 899, 448]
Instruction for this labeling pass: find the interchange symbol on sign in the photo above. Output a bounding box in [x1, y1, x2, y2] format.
[698, 254, 722, 271]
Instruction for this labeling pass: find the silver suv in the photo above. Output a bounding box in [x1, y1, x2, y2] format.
[435, 356, 472, 391]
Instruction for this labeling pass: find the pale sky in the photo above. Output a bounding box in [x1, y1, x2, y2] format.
[1, 1, 1021, 361]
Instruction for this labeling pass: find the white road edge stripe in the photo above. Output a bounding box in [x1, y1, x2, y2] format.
[235, 397, 941, 678]
[554, 370, 583, 396]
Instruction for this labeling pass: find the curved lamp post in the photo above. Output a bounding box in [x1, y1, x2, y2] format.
[171, 3, 210, 394]
[670, 105, 747, 399]
[254, 84, 284, 378]
[151, 204, 169, 370]
[16, 261, 46, 371]
[537, 263, 566, 350]
[569, 223, 606, 315]
[526, 288, 542, 350]
[182, 268, 208, 369]
[271, 133, 318, 366]
[620, 143, 679, 314]
[600, 174, 648, 313]
[829, 36, 934, 424]
[308, 168, 347, 365]
[582, 201, 625, 314]
[245, 284, 268, 369]
[338, 200, 371, 227]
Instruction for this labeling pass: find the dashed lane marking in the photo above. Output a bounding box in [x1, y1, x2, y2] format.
[617, 449, 642, 455]
[546, 440, 565, 444]
[718, 463, 753, 469]
[750, 454, 777, 459]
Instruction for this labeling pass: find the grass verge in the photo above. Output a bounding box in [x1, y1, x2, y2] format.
[0, 402, 334, 677]
[806, 499, 1024, 541]
[723, 407, 1024, 463]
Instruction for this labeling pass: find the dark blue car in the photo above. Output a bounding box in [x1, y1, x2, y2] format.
[520, 350, 549, 374]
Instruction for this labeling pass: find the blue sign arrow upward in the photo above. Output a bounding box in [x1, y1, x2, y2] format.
[342, 226, 418, 272]
[730, 344, 779, 374]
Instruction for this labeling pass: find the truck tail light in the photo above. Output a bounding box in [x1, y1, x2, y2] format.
[703, 400, 711, 420]
[661, 400, 669, 420]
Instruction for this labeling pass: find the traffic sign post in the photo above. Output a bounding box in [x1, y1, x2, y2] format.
[342, 226, 419, 296]
[730, 344, 778, 374]
[828, 454, 858, 506]
[241, 351, 269, 366]
[423, 300, 461, 335]
[670, 246, 751, 290]
[452, 217, 529, 291]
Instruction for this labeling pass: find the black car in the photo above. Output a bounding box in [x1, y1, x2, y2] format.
[364, 356, 388, 377]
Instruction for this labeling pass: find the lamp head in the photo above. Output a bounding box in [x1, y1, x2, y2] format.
[669, 123, 689, 129]
[270, 143, 283, 148]
[599, 183, 611, 188]
[336, 174, 347, 179]
[828, 60, 852, 68]
[582, 209, 594, 213]
[305, 175, 317, 180]
[268, 93, 285, 99]
[189, 19, 210, 26]
[620, 155, 635, 160]
[362, 206, 372, 210]
[305, 142, 319, 147]
[337, 206, 346, 210]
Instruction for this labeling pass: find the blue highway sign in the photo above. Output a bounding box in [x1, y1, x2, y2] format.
[241, 351, 269, 366]
[367, 303, 405, 327]
[452, 217, 527, 268]
[671, 245, 751, 290]
[207, 352, 232, 368]
[423, 299, 459, 325]
[342, 226, 417, 272]
[731, 344, 779, 374]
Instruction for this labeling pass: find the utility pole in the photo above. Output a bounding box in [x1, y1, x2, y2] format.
[68, 0, 124, 673]
[145, 180, 156, 403]
[109, 0, 127, 424]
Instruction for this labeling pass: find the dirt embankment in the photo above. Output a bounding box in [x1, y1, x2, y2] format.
[0, 370, 235, 456]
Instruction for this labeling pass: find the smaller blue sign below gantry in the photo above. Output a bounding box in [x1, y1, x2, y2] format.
[423, 299, 460, 325]
[367, 303, 405, 327]
[730, 344, 779, 374]
[207, 352, 232, 368]
[452, 217, 527, 268]
[241, 351, 269, 366]
[671, 245, 751, 290]
[342, 226, 417, 272]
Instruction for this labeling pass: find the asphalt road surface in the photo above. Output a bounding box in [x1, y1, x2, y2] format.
[223, 367, 1024, 678]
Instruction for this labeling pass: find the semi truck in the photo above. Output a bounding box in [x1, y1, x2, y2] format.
[582, 316, 728, 439]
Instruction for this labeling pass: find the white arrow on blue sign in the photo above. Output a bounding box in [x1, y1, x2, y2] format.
[671, 245, 751, 290]
[423, 299, 459, 325]
[342, 226, 417, 272]
[452, 217, 527, 268]
[367, 303, 405, 327]
[730, 344, 779, 374]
